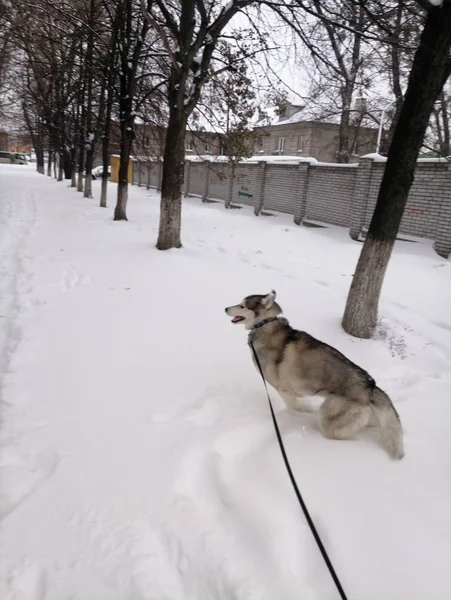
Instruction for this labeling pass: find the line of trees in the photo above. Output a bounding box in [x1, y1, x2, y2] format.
[1, 0, 450, 339]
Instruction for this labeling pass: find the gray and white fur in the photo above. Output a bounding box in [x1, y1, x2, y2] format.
[225, 291, 404, 460]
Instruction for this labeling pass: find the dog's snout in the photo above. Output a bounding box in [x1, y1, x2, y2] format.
[225, 307, 229, 314]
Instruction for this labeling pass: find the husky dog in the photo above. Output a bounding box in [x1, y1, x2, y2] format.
[225, 291, 404, 460]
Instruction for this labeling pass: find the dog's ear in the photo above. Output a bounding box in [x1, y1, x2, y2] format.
[262, 290, 276, 307]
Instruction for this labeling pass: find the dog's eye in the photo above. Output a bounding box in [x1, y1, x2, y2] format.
[240, 304, 245, 309]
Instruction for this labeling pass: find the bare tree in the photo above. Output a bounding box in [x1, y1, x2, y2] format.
[83, 0, 97, 198]
[98, 0, 121, 208]
[0, 1, 14, 120]
[342, 0, 451, 338]
[290, 1, 376, 162]
[429, 85, 451, 156]
[113, 0, 151, 220]
[141, 0, 262, 249]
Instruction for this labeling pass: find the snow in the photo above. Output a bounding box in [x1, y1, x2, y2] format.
[361, 153, 450, 164]
[314, 161, 358, 168]
[184, 154, 319, 164]
[360, 152, 388, 162]
[1, 163, 451, 599]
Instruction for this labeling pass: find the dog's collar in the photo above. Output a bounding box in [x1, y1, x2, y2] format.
[252, 317, 279, 330]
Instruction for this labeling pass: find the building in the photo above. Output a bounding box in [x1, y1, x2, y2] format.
[8, 131, 32, 154]
[0, 129, 8, 151]
[107, 121, 224, 161]
[254, 103, 379, 163]
[133, 123, 223, 158]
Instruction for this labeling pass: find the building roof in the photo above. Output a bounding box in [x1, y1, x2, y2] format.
[254, 103, 378, 131]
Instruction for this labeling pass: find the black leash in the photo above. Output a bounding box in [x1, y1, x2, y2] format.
[249, 340, 349, 600]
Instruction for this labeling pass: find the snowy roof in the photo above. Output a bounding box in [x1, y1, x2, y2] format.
[254, 105, 307, 127]
[254, 104, 378, 131]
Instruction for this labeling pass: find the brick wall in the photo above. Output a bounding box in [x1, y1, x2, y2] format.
[263, 164, 300, 213]
[188, 163, 207, 197]
[364, 162, 449, 239]
[133, 157, 451, 258]
[208, 164, 229, 201]
[305, 165, 356, 227]
[231, 164, 260, 207]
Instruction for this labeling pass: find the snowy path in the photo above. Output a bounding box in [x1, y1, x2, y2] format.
[1, 164, 451, 599]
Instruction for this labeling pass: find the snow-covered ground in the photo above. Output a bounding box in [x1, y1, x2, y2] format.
[1, 163, 450, 599]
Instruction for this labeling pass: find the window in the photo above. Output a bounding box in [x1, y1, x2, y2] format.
[204, 142, 211, 154]
[144, 135, 149, 148]
[276, 137, 285, 154]
[185, 139, 193, 151]
[298, 135, 305, 152]
[219, 143, 226, 156]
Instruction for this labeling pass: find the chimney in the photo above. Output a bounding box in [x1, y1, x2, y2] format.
[277, 101, 288, 121]
[354, 96, 367, 113]
[278, 102, 304, 121]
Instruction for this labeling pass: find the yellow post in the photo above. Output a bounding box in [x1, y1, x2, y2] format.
[110, 155, 133, 183]
[110, 155, 119, 183]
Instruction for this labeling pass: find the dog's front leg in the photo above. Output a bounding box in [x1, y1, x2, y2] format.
[278, 392, 313, 413]
[294, 398, 315, 413]
[279, 391, 315, 413]
[279, 391, 298, 411]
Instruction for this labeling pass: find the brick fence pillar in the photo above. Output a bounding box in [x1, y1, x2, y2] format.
[350, 157, 374, 240]
[156, 160, 162, 192]
[434, 161, 451, 258]
[225, 162, 235, 209]
[294, 162, 310, 225]
[202, 162, 210, 202]
[138, 161, 142, 186]
[184, 161, 191, 197]
[254, 161, 267, 216]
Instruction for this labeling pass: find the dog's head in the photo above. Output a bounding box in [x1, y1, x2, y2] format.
[225, 291, 282, 330]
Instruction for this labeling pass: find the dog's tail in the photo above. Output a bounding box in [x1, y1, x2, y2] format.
[371, 387, 404, 460]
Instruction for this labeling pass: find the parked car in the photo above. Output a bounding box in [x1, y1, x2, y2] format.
[13, 153, 27, 164]
[0, 151, 13, 163]
[91, 165, 111, 180]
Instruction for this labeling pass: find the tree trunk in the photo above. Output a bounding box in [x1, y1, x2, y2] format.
[100, 121, 111, 208]
[156, 111, 186, 249]
[77, 158, 84, 191]
[84, 169, 93, 198]
[63, 147, 72, 179]
[100, 173, 108, 208]
[337, 86, 352, 163]
[36, 148, 44, 174]
[342, 2, 451, 338]
[114, 122, 132, 221]
[77, 82, 86, 192]
[99, 87, 113, 209]
[83, 0, 95, 198]
[115, 182, 128, 220]
[71, 161, 77, 187]
[57, 152, 63, 181]
[439, 90, 450, 155]
[47, 150, 52, 177]
[380, 0, 404, 156]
